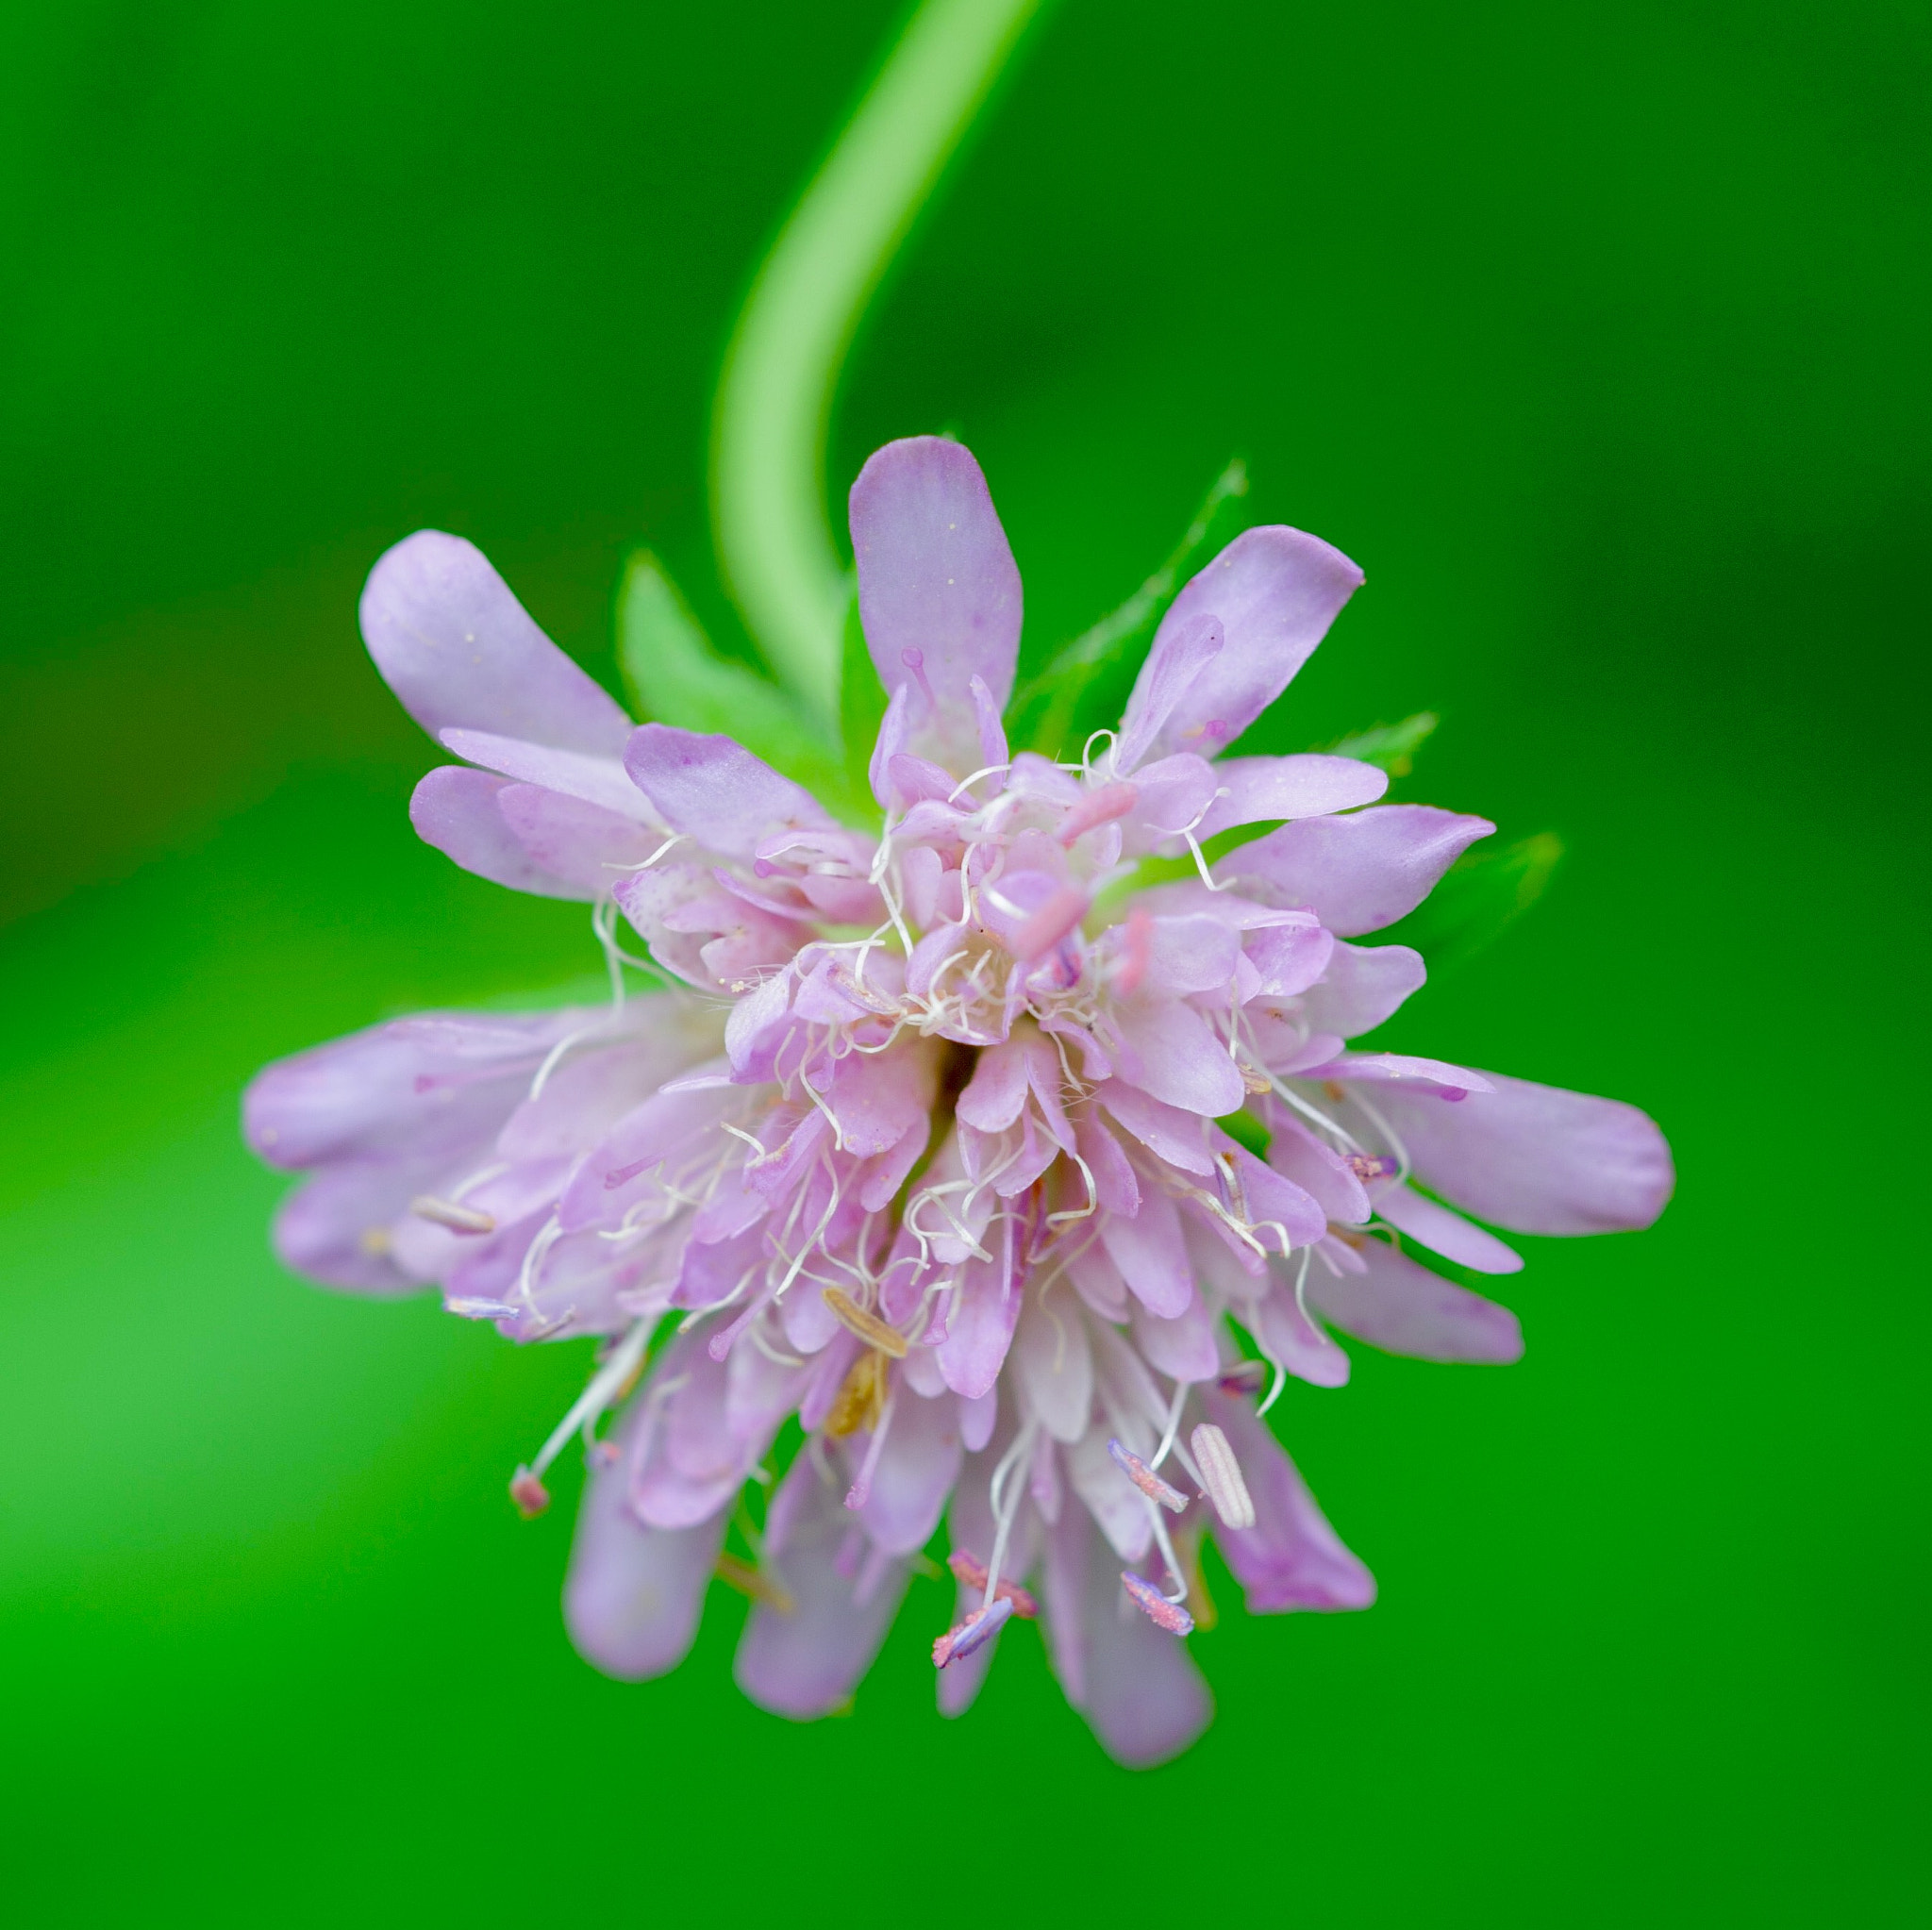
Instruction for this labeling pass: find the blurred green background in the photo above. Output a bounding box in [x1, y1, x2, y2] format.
[3, 0, 1925, 1922]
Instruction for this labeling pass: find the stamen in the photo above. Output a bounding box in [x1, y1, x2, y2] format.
[1108, 1438, 1188, 1513]
[1121, 1570, 1195, 1636]
[1345, 1153, 1399, 1182]
[508, 1467, 550, 1518]
[820, 1286, 908, 1358]
[715, 1552, 796, 1614]
[1189, 1423, 1257, 1530]
[932, 1593, 1014, 1669]
[409, 1194, 497, 1235]
[946, 1550, 1039, 1619]
[1216, 1359, 1269, 1396]
[825, 1348, 889, 1439]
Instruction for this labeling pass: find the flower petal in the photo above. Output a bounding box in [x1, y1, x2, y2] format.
[1195, 754, 1389, 838]
[1047, 1503, 1212, 1768]
[624, 724, 831, 863]
[437, 728, 658, 822]
[734, 1454, 908, 1720]
[1222, 805, 1494, 936]
[1301, 940, 1426, 1038]
[1130, 525, 1364, 763]
[1307, 1237, 1524, 1363]
[1374, 1181, 1523, 1274]
[1201, 1385, 1376, 1610]
[1104, 999, 1246, 1116]
[850, 437, 1024, 742]
[563, 1439, 725, 1681]
[853, 1387, 964, 1556]
[1115, 611, 1224, 773]
[244, 1008, 578, 1170]
[409, 766, 591, 899]
[360, 530, 632, 756]
[1363, 1070, 1674, 1236]
[496, 784, 666, 893]
[1013, 1299, 1095, 1443]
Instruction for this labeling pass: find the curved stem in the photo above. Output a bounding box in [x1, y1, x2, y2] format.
[710, 0, 1041, 728]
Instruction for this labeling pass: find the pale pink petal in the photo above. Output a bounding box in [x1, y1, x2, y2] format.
[1129, 1290, 1219, 1382]
[1013, 1300, 1094, 1442]
[624, 724, 831, 862]
[1202, 1386, 1376, 1610]
[1099, 1187, 1192, 1318]
[496, 784, 665, 892]
[1366, 1071, 1675, 1235]
[853, 1388, 964, 1555]
[850, 437, 1023, 738]
[937, 1247, 1024, 1400]
[360, 530, 632, 755]
[1131, 525, 1364, 763]
[1308, 1237, 1524, 1362]
[437, 729, 658, 820]
[1195, 754, 1389, 838]
[1047, 1505, 1211, 1768]
[1115, 611, 1224, 773]
[1301, 940, 1426, 1037]
[734, 1454, 909, 1719]
[1374, 1181, 1523, 1274]
[564, 1437, 725, 1680]
[1222, 805, 1494, 936]
[1104, 999, 1246, 1116]
[409, 766, 590, 899]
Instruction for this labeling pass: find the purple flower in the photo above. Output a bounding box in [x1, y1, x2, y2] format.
[245, 436, 1674, 1766]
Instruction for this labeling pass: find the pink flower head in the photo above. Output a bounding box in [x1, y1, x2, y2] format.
[245, 437, 1674, 1766]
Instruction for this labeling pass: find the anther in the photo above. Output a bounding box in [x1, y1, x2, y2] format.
[947, 1550, 1039, 1619]
[1345, 1154, 1399, 1182]
[1216, 1359, 1269, 1396]
[508, 1466, 550, 1519]
[933, 1594, 1014, 1669]
[410, 1194, 497, 1235]
[821, 1287, 908, 1358]
[715, 1553, 796, 1615]
[1121, 1571, 1194, 1636]
[1189, 1423, 1257, 1530]
[1108, 1438, 1188, 1513]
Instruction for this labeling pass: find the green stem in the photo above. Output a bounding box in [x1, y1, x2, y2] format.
[709, 0, 1041, 727]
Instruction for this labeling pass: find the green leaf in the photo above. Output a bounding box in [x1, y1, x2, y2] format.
[1215, 1108, 1271, 1158]
[615, 549, 860, 817]
[1324, 710, 1439, 777]
[1008, 457, 1251, 758]
[1382, 830, 1564, 970]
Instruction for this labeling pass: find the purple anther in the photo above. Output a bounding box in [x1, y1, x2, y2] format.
[947, 1550, 1039, 1619]
[1345, 1153, 1400, 1182]
[898, 646, 939, 710]
[933, 1593, 1015, 1669]
[1121, 1570, 1194, 1636]
[508, 1466, 550, 1520]
[1108, 1438, 1188, 1513]
[1216, 1359, 1269, 1396]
